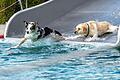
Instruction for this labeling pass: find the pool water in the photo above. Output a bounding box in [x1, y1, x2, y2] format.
[0, 38, 120, 80]
[1, 0, 120, 79]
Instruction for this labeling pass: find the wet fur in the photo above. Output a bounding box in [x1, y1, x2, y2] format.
[24, 21, 64, 42]
[74, 21, 117, 41]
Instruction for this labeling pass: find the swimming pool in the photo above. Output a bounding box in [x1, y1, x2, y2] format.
[0, 38, 120, 80]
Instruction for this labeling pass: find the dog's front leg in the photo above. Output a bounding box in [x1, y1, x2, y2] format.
[12, 38, 27, 48]
[85, 34, 98, 41]
[91, 34, 99, 41]
[84, 34, 96, 41]
[7, 38, 27, 51]
[85, 23, 99, 41]
[16, 38, 27, 47]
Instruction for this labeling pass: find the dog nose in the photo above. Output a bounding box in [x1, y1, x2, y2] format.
[74, 31, 77, 34]
[27, 31, 29, 34]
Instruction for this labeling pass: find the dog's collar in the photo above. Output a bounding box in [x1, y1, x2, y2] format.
[84, 23, 90, 37]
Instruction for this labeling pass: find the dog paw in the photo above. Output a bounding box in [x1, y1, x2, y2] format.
[6, 46, 18, 51]
[85, 37, 100, 42]
[85, 37, 93, 42]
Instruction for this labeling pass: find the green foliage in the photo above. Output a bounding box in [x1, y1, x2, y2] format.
[4, 0, 16, 23]
[0, 0, 6, 24]
[27, 0, 45, 8]
[0, 0, 45, 24]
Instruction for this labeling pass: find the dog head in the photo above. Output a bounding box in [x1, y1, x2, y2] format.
[74, 23, 87, 35]
[24, 21, 37, 34]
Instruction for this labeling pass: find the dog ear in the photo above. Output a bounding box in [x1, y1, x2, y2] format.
[24, 21, 28, 27]
[83, 26, 87, 33]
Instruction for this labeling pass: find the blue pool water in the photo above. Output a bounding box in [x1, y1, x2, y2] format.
[0, 38, 120, 80]
[1, 1, 120, 79]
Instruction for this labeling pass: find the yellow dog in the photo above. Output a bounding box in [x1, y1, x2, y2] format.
[74, 21, 117, 41]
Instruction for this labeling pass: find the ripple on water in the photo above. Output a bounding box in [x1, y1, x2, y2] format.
[0, 38, 120, 80]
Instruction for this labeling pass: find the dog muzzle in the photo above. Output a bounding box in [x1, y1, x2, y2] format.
[74, 31, 77, 34]
[27, 31, 29, 34]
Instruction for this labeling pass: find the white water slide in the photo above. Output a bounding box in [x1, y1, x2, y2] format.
[4, 0, 120, 48]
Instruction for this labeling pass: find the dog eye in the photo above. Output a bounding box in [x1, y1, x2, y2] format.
[30, 27, 35, 30]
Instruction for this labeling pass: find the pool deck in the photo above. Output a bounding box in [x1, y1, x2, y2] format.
[0, 24, 6, 35]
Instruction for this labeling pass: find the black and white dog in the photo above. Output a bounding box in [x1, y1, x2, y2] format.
[12, 21, 65, 48]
